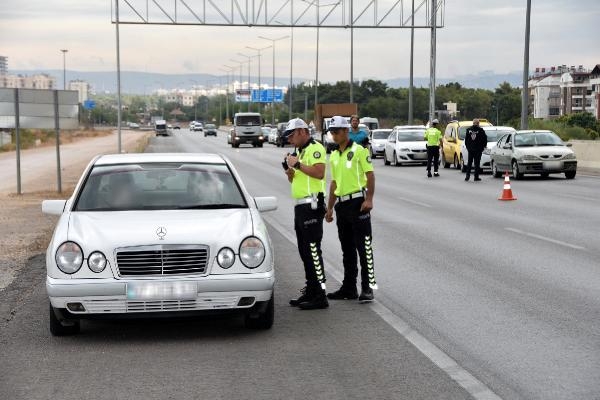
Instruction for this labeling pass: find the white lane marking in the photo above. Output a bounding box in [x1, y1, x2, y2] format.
[396, 196, 433, 208]
[504, 227, 586, 250]
[264, 214, 503, 400]
[556, 193, 598, 202]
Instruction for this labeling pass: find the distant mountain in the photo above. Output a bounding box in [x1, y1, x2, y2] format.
[11, 69, 523, 93]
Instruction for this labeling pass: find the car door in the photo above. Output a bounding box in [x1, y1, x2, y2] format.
[442, 125, 454, 162]
[497, 134, 513, 170]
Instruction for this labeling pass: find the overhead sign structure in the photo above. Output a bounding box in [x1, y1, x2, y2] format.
[235, 89, 252, 103]
[251, 89, 284, 103]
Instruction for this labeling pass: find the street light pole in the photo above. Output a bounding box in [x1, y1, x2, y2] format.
[408, 0, 415, 124]
[229, 59, 245, 113]
[60, 49, 68, 90]
[289, 26, 294, 119]
[246, 45, 272, 116]
[259, 35, 290, 125]
[428, 0, 437, 123]
[220, 66, 235, 124]
[237, 52, 257, 112]
[350, 0, 353, 103]
[521, 0, 532, 129]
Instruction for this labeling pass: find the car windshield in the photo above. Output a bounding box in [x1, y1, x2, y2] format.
[397, 130, 426, 141]
[483, 129, 514, 143]
[236, 115, 261, 126]
[205, 124, 216, 129]
[514, 132, 563, 147]
[74, 163, 247, 211]
[372, 130, 392, 139]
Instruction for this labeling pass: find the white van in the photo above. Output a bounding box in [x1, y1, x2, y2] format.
[231, 112, 264, 148]
[360, 117, 379, 132]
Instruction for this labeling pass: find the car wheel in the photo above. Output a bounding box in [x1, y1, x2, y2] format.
[565, 171, 576, 179]
[512, 160, 523, 180]
[370, 148, 376, 159]
[257, 142, 263, 148]
[49, 303, 80, 336]
[491, 161, 502, 178]
[460, 156, 466, 172]
[245, 294, 274, 330]
[393, 152, 402, 167]
[541, 172, 550, 178]
[453, 154, 460, 169]
[384, 152, 390, 165]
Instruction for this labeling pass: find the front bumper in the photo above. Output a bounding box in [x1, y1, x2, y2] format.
[518, 160, 577, 173]
[47, 271, 274, 315]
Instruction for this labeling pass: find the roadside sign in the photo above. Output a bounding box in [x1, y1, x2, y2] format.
[83, 99, 96, 110]
[251, 89, 284, 103]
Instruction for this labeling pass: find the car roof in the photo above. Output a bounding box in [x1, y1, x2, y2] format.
[449, 119, 492, 127]
[482, 126, 516, 131]
[94, 153, 226, 165]
[372, 129, 392, 132]
[394, 125, 426, 129]
[515, 130, 554, 134]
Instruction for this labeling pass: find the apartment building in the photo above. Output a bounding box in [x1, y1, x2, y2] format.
[68, 80, 90, 103]
[529, 64, 599, 120]
[0, 73, 56, 89]
[0, 56, 7, 75]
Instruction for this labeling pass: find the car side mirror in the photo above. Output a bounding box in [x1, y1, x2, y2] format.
[503, 144, 512, 149]
[254, 196, 277, 212]
[566, 143, 573, 147]
[42, 200, 67, 215]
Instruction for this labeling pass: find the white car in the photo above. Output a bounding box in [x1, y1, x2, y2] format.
[460, 126, 516, 172]
[383, 127, 428, 166]
[268, 128, 278, 145]
[42, 153, 277, 335]
[369, 129, 392, 158]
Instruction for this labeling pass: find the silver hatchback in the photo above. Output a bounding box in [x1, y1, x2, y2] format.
[490, 130, 577, 179]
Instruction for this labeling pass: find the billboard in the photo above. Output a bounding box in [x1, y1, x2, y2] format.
[0, 88, 79, 129]
[235, 89, 251, 102]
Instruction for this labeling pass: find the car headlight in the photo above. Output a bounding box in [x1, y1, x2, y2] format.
[400, 148, 410, 152]
[217, 247, 235, 269]
[88, 251, 107, 273]
[239, 237, 265, 269]
[55, 241, 83, 274]
[522, 154, 538, 160]
[563, 153, 576, 160]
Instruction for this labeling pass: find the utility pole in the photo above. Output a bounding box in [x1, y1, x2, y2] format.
[246, 45, 272, 116]
[60, 49, 68, 90]
[428, 0, 437, 123]
[521, 0, 532, 129]
[408, 0, 415, 124]
[259, 35, 290, 125]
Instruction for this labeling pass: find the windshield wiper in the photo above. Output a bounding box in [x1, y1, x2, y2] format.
[178, 204, 246, 209]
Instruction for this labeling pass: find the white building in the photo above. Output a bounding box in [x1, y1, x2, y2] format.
[0, 73, 56, 89]
[0, 56, 7, 75]
[68, 80, 90, 103]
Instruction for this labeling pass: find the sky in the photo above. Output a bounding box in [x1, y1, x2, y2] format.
[1, 0, 599, 84]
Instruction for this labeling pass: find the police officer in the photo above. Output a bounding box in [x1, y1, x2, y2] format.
[464, 118, 487, 181]
[325, 116, 377, 302]
[284, 118, 329, 310]
[424, 119, 443, 178]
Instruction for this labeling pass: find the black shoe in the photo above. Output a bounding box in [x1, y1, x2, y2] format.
[474, 177, 481, 181]
[289, 287, 311, 307]
[298, 291, 329, 310]
[465, 175, 470, 181]
[359, 288, 374, 302]
[433, 172, 439, 177]
[327, 287, 359, 300]
[427, 172, 432, 178]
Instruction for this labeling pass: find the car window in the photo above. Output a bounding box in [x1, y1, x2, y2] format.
[483, 129, 515, 143]
[444, 125, 452, 137]
[397, 130, 426, 142]
[458, 127, 470, 140]
[372, 130, 391, 139]
[388, 132, 396, 142]
[535, 131, 563, 146]
[205, 124, 216, 129]
[235, 115, 261, 126]
[74, 163, 247, 211]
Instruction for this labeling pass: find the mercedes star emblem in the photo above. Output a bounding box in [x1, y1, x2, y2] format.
[156, 226, 167, 240]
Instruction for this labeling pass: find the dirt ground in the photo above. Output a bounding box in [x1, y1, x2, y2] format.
[0, 130, 150, 291]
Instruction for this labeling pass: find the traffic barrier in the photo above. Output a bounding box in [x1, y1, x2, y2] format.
[498, 171, 517, 201]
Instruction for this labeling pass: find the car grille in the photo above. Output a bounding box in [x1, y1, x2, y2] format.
[116, 245, 209, 277]
[78, 296, 246, 314]
[539, 154, 563, 159]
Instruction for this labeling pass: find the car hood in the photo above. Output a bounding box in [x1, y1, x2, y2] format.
[396, 141, 427, 149]
[515, 146, 574, 157]
[371, 139, 387, 145]
[66, 209, 254, 251]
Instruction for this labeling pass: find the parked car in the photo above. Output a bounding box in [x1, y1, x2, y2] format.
[42, 153, 278, 335]
[369, 129, 393, 159]
[441, 119, 492, 169]
[460, 126, 516, 172]
[204, 124, 218, 137]
[383, 127, 428, 166]
[489, 130, 577, 179]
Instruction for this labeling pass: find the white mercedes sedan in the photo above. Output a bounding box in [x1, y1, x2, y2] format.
[42, 153, 277, 335]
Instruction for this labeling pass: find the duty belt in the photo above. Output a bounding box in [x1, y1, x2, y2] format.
[338, 190, 365, 202]
[295, 193, 324, 205]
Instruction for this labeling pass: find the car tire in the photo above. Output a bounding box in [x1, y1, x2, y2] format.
[512, 160, 523, 180]
[49, 303, 80, 336]
[565, 171, 576, 179]
[453, 154, 460, 169]
[460, 156, 466, 172]
[541, 172, 550, 178]
[491, 161, 502, 178]
[245, 294, 274, 330]
[442, 152, 450, 169]
[384, 152, 390, 166]
[393, 152, 401, 167]
[258, 142, 263, 148]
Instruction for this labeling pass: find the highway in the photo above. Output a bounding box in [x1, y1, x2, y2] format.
[159, 129, 600, 399]
[1, 128, 599, 400]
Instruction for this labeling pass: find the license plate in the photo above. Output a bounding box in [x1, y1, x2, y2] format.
[127, 282, 197, 300]
[543, 161, 561, 169]
[413, 153, 426, 159]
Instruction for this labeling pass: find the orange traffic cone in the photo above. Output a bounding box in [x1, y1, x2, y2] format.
[498, 171, 517, 201]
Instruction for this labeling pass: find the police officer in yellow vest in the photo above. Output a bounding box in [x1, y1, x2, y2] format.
[325, 116, 377, 302]
[284, 118, 329, 310]
[424, 119, 443, 178]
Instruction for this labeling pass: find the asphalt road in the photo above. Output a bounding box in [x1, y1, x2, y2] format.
[2, 128, 598, 400]
[158, 129, 600, 399]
